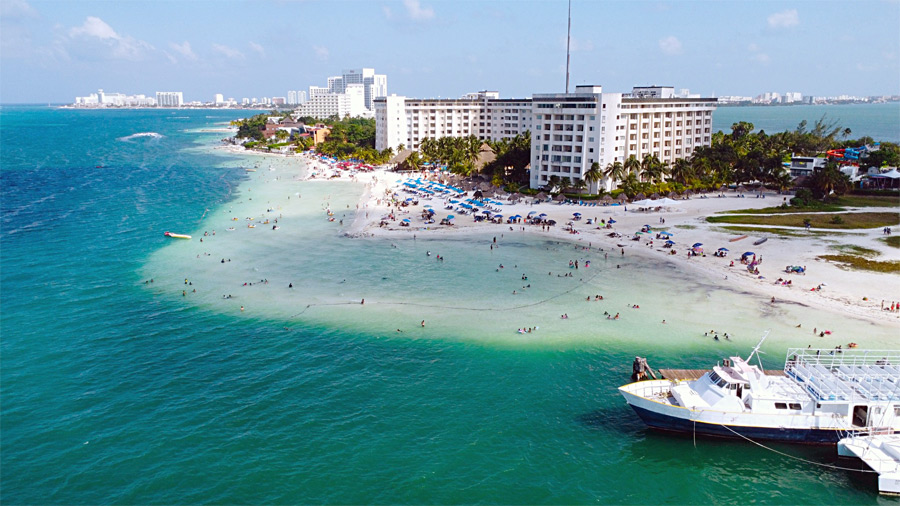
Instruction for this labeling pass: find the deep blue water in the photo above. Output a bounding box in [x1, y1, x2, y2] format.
[0, 106, 891, 504]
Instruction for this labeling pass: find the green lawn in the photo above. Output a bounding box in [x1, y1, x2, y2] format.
[716, 225, 840, 238]
[829, 244, 880, 258]
[707, 212, 899, 229]
[818, 254, 900, 273]
[883, 236, 900, 249]
[723, 195, 898, 215]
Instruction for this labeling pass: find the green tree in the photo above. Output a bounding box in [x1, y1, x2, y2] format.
[583, 162, 603, 194]
[809, 161, 850, 199]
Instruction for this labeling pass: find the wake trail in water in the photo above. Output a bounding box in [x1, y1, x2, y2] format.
[118, 132, 165, 142]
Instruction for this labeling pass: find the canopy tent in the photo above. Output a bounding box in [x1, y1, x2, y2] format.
[870, 168, 900, 179]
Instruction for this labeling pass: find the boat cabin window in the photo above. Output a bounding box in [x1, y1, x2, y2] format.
[775, 402, 788, 410]
[789, 403, 801, 410]
[709, 372, 721, 383]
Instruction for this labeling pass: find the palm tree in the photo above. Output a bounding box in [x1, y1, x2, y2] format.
[640, 154, 663, 183]
[582, 162, 603, 194]
[670, 158, 692, 185]
[624, 155, 641, 180]
[604, 161, 625, 183]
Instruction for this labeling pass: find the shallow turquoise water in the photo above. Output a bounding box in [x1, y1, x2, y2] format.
[713, 102, 900, 143]
[1, 106, 894, 504]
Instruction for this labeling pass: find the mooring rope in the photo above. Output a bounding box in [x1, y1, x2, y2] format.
[717, 423, 877, 473]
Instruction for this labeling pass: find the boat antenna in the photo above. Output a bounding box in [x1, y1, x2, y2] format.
[565, 0, 571, 93]
[746, 330, 770, 367]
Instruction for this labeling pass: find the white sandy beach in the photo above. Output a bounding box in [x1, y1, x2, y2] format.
[321, 161, 900, 329]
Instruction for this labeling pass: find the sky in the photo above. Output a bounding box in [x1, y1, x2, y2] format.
[2, 0, 899, 103]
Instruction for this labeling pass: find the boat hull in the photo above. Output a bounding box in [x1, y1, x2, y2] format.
[627, 403, 844, 444]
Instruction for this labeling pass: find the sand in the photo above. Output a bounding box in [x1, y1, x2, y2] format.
[331, 164, 900, 328]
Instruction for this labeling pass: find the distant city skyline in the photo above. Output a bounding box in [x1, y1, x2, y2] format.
[2, 0, 899, 104]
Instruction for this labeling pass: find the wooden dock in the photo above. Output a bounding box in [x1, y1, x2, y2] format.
[659, 369, 785, 381]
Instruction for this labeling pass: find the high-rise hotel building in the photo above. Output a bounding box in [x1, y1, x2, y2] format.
[374, 91, 532, 152]
[375, 85, 716, 192]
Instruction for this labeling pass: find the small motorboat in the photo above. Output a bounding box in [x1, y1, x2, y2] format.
[164, 232, 191, 239]
[753, 237, 768, 245]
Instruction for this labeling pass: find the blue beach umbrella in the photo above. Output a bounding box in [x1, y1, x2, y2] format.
[446, 215, 455, 220]
[426, 209, 435, 214]
[493, 214, 503, 219]
[573, 212, 582, 216]
[402, 218, 411, 222]
[527, 211, 537, 216]
[718, 247, 729, 251]
[423, 205, 432, 208]
[482, 210, 492, 215]
[608, 219, 616, 224]
[742, 251, 755, 257]
[665, 240, 675, 245]
[538, 213, 547, 217]
[692, 243, 703, 248]
[659, 231, 673, 237]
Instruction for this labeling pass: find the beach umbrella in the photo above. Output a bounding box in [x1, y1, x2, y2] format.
[402, 218, 411, 222]
[446, 215, 455, 220]
[742, 251, 755, 257]
[426, 209, 435, 214]
[547, 220, 556, 225]
[423, 205, 432, 208]
[573, 212, 582, 216]
[449, 199, 459, 203]
[616, 193, 628, 201]
[493, 215, 503, 219]
[692, 243, 703, 248]
[554, 194, 566, 202]
[635, 231, 644, 235]
[718, 247, 729, 251]
[527, 211, 537, 216]
[538, 213, 547, 218]
[665, 240, 675, 245]
[482, 210, 492, 215]
[602, 195, 613, 202]
[659, 231, 672, 237]
[607, 219, 616, 224]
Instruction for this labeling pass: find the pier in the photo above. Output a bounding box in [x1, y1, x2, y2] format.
[838, 434, 900, 496]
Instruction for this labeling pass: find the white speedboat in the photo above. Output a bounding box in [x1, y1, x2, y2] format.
[619, 337, 900, 444]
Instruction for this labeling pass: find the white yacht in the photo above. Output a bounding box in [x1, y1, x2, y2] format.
[619, 340, 900, 444]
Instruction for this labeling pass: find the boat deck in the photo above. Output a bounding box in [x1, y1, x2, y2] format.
[838, 434, 900, 496]
[659, 369, 785, 381]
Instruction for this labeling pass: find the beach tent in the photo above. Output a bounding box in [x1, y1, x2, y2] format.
[655, 198, 682, 205]
[631, 199, 653, 206]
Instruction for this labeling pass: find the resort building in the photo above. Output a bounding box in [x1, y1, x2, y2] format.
[295, 83, 368, 119]
[374, 90, 532, 152]
[155, 91, 184, 107]
[375, 84, 716, 192]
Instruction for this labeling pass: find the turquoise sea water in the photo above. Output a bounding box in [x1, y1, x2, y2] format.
[1, 106, 895, 504]
[713, 102, 900, 143]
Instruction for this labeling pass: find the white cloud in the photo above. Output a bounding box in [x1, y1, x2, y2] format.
[68, 16, 118, 40]
[169, 41, 197, 61]
[767, 9, 799, 29]
[212, 43, 244, 60]
[1, 0, 38, 19]
[563, 36, 594, 52]
[249, 41, 265, 57]
[403, 0, 434, 20]
[658, 36, 682, 55]
[66, 16, 153, 60]
[751, 52, 770, 64]
[313, 45, 329, 61]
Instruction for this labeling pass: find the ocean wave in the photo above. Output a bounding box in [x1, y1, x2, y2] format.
[118, 132, 164, 142]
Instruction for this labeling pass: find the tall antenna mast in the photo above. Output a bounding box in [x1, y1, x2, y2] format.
[565, 0, 572, 93]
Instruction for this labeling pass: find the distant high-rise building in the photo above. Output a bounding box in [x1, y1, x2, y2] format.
[288, 90, 297, 105]
[340, 68, 387, 110]
[272, 97, 286, 106]
[156, 91, 184, 107]
[297, 90, 308, 104]
[214, 93, 224, 105]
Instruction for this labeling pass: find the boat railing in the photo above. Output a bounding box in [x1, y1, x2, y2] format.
[785, 349, 900, 403]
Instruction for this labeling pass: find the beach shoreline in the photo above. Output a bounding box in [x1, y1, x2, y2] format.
[190, 143, 900, 335]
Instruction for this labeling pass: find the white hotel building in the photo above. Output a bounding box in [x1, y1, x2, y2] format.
[374, 91, 532, 152]
[376, 85, 716, 192]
